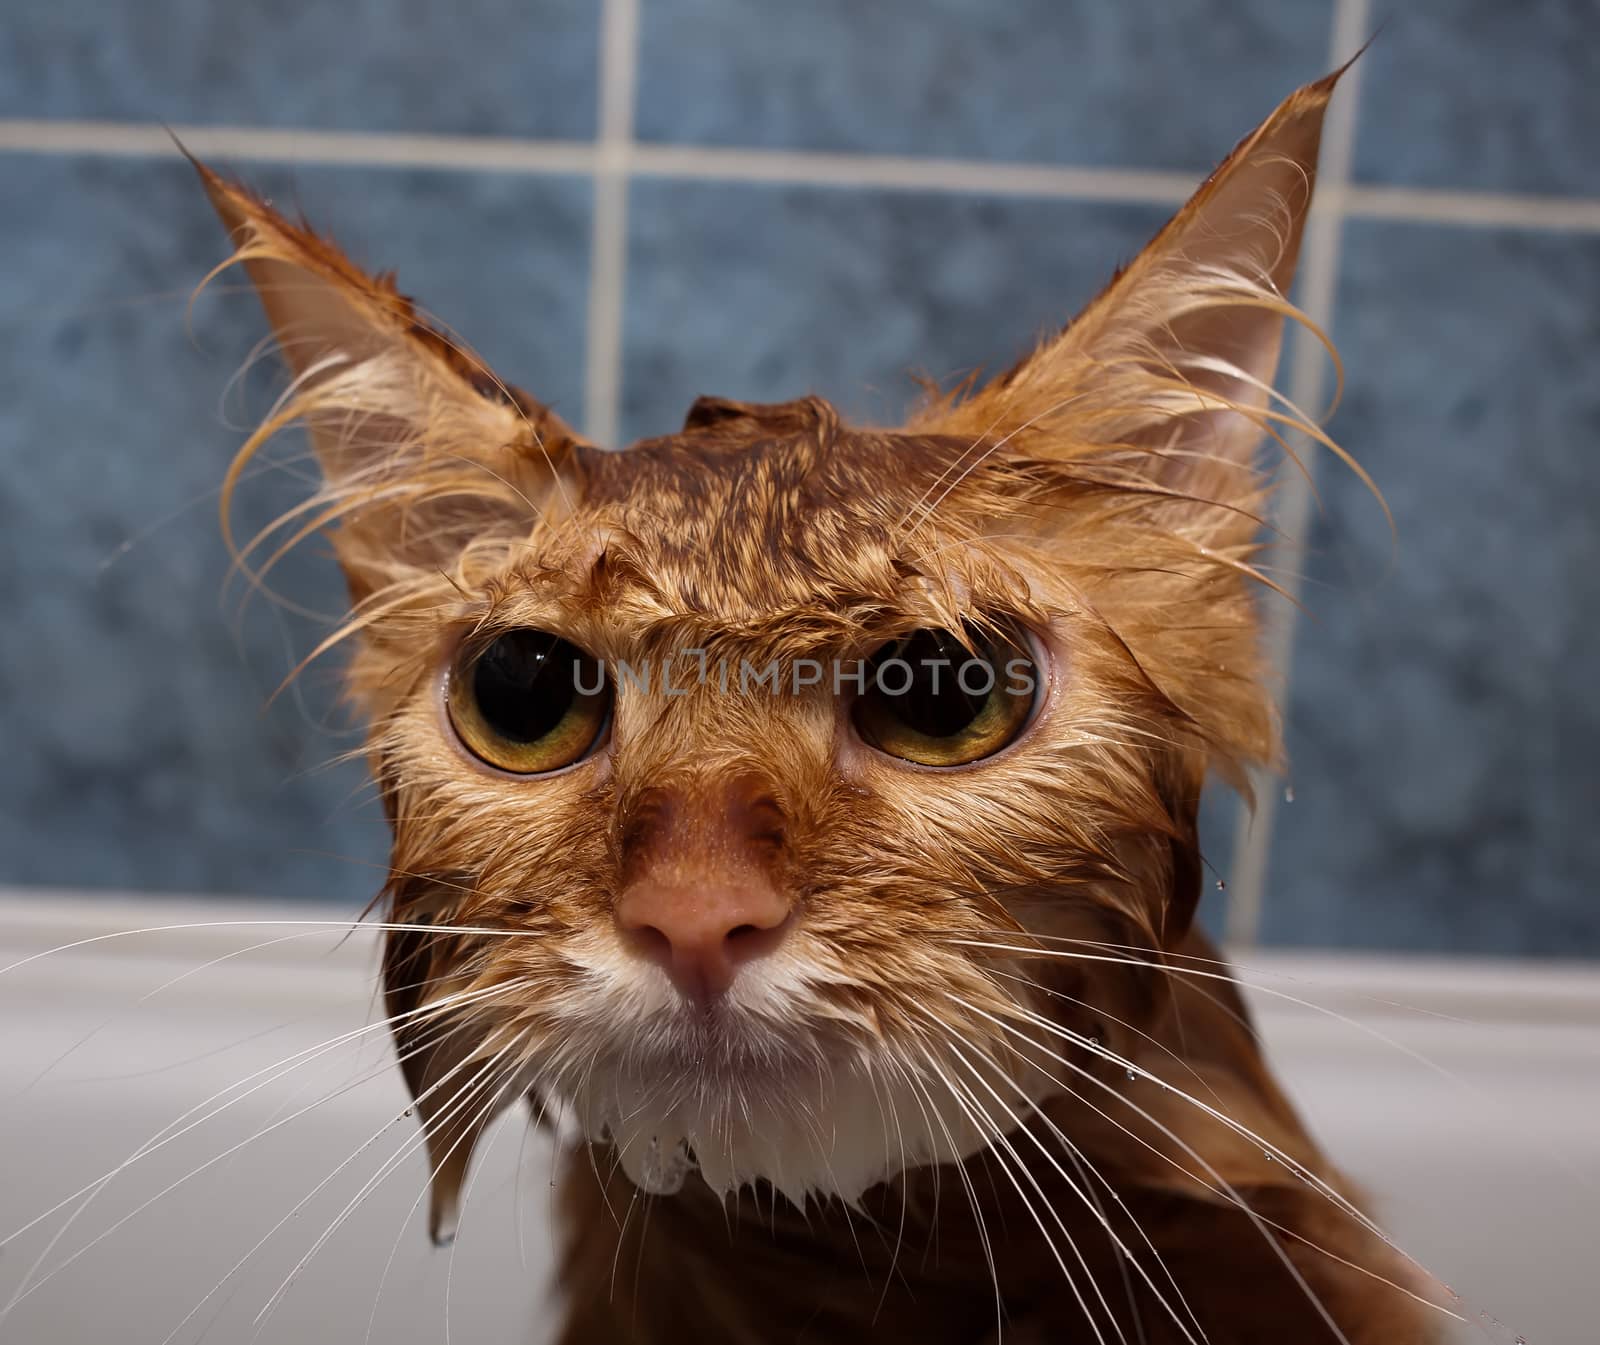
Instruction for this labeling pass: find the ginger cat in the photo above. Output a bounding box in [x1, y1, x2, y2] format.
[201, 67, 1443, 1343]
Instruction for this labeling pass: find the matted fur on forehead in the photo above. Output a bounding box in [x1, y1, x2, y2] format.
[542, 395, 1052, 648]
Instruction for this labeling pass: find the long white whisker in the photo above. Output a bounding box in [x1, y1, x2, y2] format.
[934, 1025, 1204, 1345]
[985, 1012, 1456, 1322]
[0, 977, 514, 1255]
[952, 992, 1456, 1337]
[364, 1077, 494, 1345]
[10, 928, 343, 1102]
[862, 1055, 912, 1321]
[249, 1045, 518, 1333]
[922, 1045, 1117, 1345]
[895, 1046, 1003, 1336]
[990, 1062, 1201, 1345]
[0, 981, 522, 1322]
[954, 938, 1480, 1100]
[965, 984, 1393, 1248]
[984, 965, 1225, 1108]
[246, 982, 479, 1136]
[0, 917, 548, 984]
[439, 1067, 526, 1345]
[876, 1044, 946, 1268]
[162, 1042, 502, 1345]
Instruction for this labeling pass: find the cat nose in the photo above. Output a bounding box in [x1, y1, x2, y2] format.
[617, 772, 794, 1003]
[616, 880, 792, 1003]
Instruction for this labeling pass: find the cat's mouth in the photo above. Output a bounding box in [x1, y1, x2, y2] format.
[570, 1007, 834, 1113]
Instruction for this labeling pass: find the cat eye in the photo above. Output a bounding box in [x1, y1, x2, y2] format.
[851, 625, 1039, 767]
[446, 629, 611, 774]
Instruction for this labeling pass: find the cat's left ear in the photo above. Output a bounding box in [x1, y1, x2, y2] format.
[912, 69, 1345, 547]
[197, 162, 578, 601]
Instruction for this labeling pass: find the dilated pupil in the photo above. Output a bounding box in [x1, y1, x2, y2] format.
[869, 629, 994, 738]
[472, 632, 588, 742]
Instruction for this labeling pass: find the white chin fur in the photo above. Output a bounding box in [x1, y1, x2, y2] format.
[566, 1049, 1057, 1208]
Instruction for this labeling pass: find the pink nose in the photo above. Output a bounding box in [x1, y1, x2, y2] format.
[616, 881, 791, 1003]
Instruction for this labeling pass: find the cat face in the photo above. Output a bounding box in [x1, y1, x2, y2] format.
[369, 406, 1201, 1217]
[199, 74, 1337, 1234]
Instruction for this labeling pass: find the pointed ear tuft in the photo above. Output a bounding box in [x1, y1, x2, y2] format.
[194, 160, 577, 603]
[912, 70, 1348, 549]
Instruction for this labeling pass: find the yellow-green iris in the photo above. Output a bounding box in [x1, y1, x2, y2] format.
[852, 626, 1038, 767]
[447, 630, 610, 774]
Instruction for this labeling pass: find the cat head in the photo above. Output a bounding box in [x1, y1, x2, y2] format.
[202, 74, 1339, 1235]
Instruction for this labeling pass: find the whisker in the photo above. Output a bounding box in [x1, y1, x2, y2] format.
[976, 1024, 1355, 1343]
[436, 1066, 528, 1345]
[606, 1180, 646, 1312]
[365, 1057, 532, 1345]
[983, 964, 1224, 1108]
[951, 991, 1457, 1338]
[0, 977, 514, 1254]
[928, 1020, 1204, 1345]
[6, 1036, 410, 1327]
[248, 1046, 520, 1334]
[0, 980, 524, 1324]
[12, 927, 375, 1102]
[920, 1043, 1119, 1345]
[862, 1056, 912, 1322]
[164, 1043, 502, 1345]
[989, 1017, 1456, 1323]
[876, 1046, 946, 1272]
[894, 1046, 1003, 1337]
[0, 917, 564, 985]
[953, 938, 1482, 1100]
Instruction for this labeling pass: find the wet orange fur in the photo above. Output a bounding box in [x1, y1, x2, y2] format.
[199, 68, 1443, 1344]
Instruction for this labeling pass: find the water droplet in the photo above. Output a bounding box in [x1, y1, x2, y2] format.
[1088, 1030, 1105, 1050]
[1214, 878, 1227, 891]
[636, 1136, 693, 1196]
[1125, 1068, 1138, 1082]
[1284, 785, 1295, 803]
[403, 1107, 414, 1119]
[1262, 1151, 1274, 1162]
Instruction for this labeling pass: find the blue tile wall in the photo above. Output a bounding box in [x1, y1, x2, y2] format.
[0, 0, 599, 138]
[1354, 0, 1600, 198]
[622, 182, 1170, 439]
[1264, 221, 1600, 955]
[2, 3, 1596, 955]
[0, 154, 590, 903]
[635, 0, 1333, 173]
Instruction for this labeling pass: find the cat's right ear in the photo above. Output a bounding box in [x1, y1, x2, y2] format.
[195, 160, 578, 602]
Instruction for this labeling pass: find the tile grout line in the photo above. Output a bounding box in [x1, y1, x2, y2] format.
[582, 0, 640, 447]
[1342, 181, 1600, 232]
[0, 120, 599, 173]
[1224, 0, 1373, 948]
[630, 144, 1192, 204]
[3, 119, 1600, 232]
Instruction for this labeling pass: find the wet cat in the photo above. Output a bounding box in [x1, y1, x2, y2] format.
[201, 66, 1443, 1344]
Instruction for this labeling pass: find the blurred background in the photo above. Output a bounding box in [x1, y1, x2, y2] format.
[2, 0, 1597, 959]
[1, 4, 1597, 1343]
